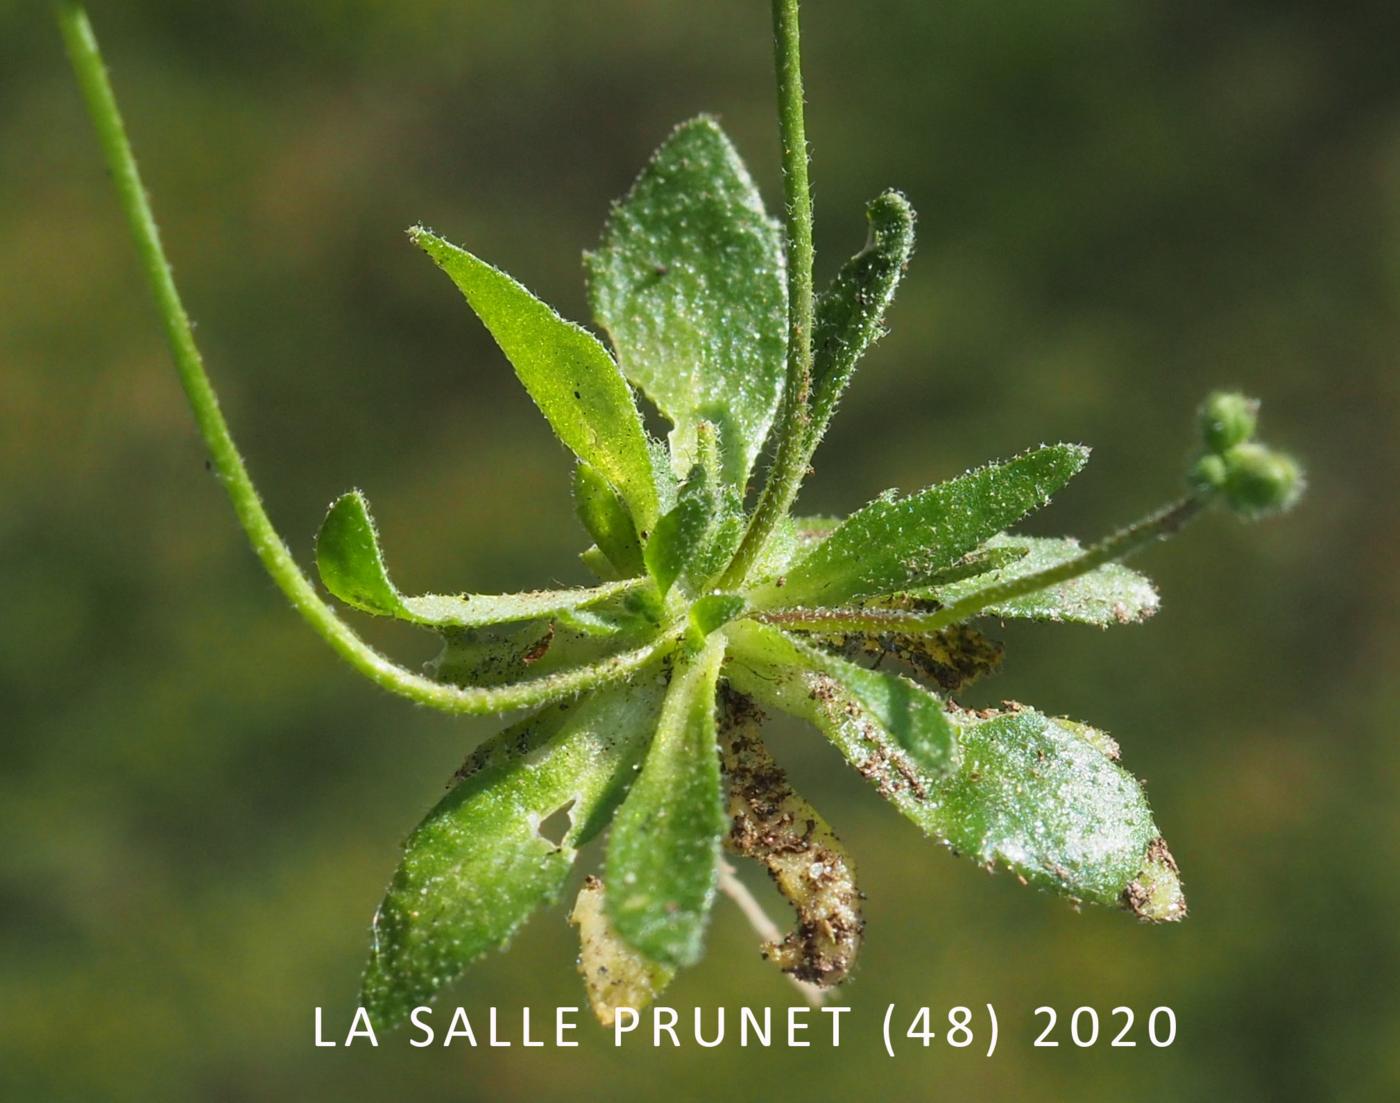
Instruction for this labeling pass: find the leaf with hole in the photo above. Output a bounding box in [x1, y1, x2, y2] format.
[360, 677, 666, 1026]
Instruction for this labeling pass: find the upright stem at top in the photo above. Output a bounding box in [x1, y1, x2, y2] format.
[772, 0, 816, 402]
[720, 0, 816, 589]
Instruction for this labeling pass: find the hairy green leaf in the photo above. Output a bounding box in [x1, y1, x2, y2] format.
[574, 463, 645, 577]
[751, 445, 1089, 608]
[413, 227, 659, 529]
[919, 543, 1029, 588]
[606, 636, 727, 966]
[928, 534, 1160, 625]
[428, 616, 642, 688]
[580, 544, 622, 582]
[316, 490, 640, 628]
[936, 706, 1182, 915]
[587, 116, 786, 493]
[644, 464, 716, 597]
[689, 593, 746, 638]
[315, 490, 402, 617]
[727, 620, 1181, 918]
[689, 507, 745, 590]
[808, 191, 916, 451]
[361, 676, 668, 1026]
[725, 620, 957, 776]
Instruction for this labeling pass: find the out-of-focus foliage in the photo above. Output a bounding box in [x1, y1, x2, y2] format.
[2, 1, 1396, 1101]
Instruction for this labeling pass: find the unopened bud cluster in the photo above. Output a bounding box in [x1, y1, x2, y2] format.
[1190, 392, 1302, 519]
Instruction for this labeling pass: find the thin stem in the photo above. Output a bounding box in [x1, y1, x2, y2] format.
[719, 0, 815, 589]
[755, 607, 941, 635]
[754, 493, 1213, 635]
[717, 860, 827, 1008]
[56, 3, 666, 715]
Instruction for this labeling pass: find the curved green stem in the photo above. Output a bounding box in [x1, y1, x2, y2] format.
[755, 493, 1213, 635]
[57, 2, 665, 715]
[719, 0, 815, 589]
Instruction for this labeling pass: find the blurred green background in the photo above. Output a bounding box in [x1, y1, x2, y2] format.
[4, 1, 1397, 1099]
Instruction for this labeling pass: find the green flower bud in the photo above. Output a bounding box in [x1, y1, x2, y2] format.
[1189, 453, 1228, 494]
[1199, 391, 1259, 453]
[1219, 442, 1303, 519]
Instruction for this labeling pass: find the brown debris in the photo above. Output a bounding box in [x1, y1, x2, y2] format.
[1120, 836, 1188, 923]
[718, 689, 865, 987]
[519, 623, 555, 665]
[816, 620, 1003, 694]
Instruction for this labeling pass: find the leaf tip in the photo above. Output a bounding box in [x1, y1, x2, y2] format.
[1121, 837, 1187, 923]
[867, 188, 916, 230]
[570, 875, 674, 1026]
[406, 223, 451, 264]
[357, 946, 413, 1034]
[674, 111, 725, 139]
[315, 488, 403, 617]
[1063, 441, 1092, 466]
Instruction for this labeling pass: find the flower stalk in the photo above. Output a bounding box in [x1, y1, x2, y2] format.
[719, 0, 816, 589]
[754, 493, 1211, 636]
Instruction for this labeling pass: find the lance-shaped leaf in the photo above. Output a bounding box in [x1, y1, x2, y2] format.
[643, 442, 745, 599]
[586, 116, 786, 493]
[927, 534, 1160, 625]
[725, 620, 957, 777]
[361, 677, 668, 1027]
[758, 515, 1021, 590]
[412, 227, 659, 530]
[644, 464, 716, 597]
[726, 620, 1183, 919]
[750, 444, 1089, 608]
[807, 190, 916, 452]
[689, 593, 746, 639]
[317, 490, 641, 628]
[920, 543, 1029, 587]
[606, 636, 727, 966]
[573, 463, 645, 577]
